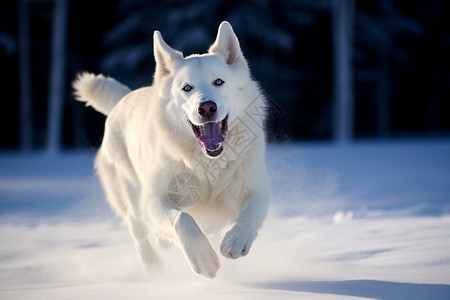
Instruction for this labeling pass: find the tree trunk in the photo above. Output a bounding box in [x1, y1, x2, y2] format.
[331, 0, 355, 143]
[18, 0, 33, 152]
[376, 44, 390, 138]
[46, 0, 68, 155]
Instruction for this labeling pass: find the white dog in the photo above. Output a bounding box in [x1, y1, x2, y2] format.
[73, 21, 270, 278]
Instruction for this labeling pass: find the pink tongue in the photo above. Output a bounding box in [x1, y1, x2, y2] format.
[199, 122, 224, 150]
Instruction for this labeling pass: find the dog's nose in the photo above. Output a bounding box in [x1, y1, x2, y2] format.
[198, 101, 217, 119]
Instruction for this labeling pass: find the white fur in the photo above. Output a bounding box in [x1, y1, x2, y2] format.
[73, 72, 132, 115]
[73, 21, 270, 279]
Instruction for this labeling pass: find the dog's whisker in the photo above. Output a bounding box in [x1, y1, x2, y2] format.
[174, 119, 183, 135]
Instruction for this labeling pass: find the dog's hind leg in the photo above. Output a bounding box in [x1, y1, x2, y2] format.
[127, 217, 163, 274]
[96, 153, 162, 274]
[119, 167, 163, 275]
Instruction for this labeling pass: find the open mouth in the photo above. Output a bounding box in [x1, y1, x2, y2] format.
[190, 115, 228, 158]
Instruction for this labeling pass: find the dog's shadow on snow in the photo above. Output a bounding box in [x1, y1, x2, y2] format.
[252, 280, 450, 300]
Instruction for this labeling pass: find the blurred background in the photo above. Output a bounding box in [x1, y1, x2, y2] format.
[1, 0, 450, 153]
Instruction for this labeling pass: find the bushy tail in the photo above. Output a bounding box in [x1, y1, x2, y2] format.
[72, 72, 132, 116]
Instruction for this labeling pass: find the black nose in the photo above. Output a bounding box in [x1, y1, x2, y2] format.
[197, 101, 217, 119]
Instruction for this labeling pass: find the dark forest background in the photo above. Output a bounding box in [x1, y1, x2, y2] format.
[1, 0, 450, 152]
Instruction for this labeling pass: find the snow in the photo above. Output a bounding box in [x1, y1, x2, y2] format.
[1, 140, 450, 299]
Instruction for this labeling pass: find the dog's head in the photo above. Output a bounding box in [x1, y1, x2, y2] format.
[153, 21, 254, 158]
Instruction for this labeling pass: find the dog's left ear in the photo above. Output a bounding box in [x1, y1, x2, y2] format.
[153, 31, 183, 78]
[209, 21, 248, 70]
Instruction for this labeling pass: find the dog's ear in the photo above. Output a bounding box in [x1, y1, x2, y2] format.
[153, 31, 183, 77]
[209, 21, 247, 69]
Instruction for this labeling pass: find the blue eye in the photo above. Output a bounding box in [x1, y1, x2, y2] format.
[213, 79, 224, 86]
[182, 84, 193, 92]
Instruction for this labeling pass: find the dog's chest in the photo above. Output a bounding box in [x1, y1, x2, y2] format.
[182, 160, 250, 231]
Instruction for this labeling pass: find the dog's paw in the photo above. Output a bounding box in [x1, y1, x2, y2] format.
[175, 213, 220, 278]
[220, 224, 256, 259]
[184, 236, 220, 279]
[141, 258, 164, 278]
[137, 242, 164, 276]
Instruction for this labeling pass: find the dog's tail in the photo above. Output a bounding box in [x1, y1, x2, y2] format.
[72, 72, 132, 116]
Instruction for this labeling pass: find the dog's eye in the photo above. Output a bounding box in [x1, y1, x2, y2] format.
[213, 79, 224, 86]
[182, 84, 193, 92]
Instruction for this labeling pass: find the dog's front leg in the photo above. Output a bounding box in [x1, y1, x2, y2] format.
[147, 199, 220, 278]
[220, 190, 270, 259]
[174, 212, 221, 278]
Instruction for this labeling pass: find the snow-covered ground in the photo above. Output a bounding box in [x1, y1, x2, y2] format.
[1, 140, 450, 299]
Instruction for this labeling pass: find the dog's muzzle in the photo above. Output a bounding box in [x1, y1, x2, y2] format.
[190, 115, 228, 158]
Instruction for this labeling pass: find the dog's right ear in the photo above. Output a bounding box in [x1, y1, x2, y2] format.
[209, 21, 247, 68]
[153, 31, 183, 77]
[209, 21, 250, 88]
